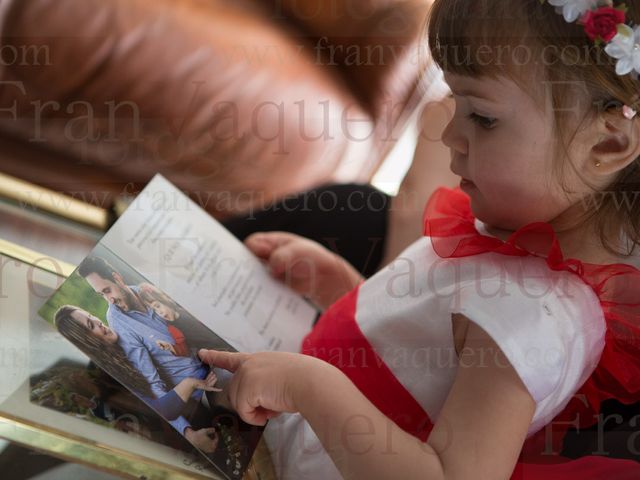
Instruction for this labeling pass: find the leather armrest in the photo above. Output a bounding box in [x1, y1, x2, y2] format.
[0, 0, 377, 216]
[261, 0, 432, 115]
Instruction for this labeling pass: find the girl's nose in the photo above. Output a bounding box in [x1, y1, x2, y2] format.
[441, 117, 467, 156]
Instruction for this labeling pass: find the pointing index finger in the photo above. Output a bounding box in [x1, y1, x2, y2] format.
[198, 349, 248, 373]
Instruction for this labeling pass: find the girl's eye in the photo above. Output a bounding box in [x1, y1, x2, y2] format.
[468, 113, 497, 129]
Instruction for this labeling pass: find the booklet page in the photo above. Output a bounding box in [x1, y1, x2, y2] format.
[101, 175, 318, 352]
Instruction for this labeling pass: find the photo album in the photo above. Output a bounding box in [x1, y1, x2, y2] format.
[37, 174, 319, 479]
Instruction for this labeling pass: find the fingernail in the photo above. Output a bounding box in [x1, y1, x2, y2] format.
[249, 234, 267, 243]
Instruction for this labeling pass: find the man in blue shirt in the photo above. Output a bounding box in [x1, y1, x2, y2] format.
[78, 255, 218, 453]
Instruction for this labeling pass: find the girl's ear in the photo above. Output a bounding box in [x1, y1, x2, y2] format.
[590, 111, 640, 176]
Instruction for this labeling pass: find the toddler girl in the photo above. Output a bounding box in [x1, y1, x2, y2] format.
[139, 284, 231, 354]
[139, 287, 191, 356]
[201, 1, 640, 478]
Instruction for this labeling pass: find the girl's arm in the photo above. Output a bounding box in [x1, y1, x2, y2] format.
[199, 318, 536, 480]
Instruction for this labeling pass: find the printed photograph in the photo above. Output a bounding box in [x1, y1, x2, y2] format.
[38, 243, 263, 480]
[30, 360, 179, 444]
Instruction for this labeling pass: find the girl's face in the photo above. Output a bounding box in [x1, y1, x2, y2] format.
[442, 73, 586, 231]
[149, 300, 177, 321]
[70, 309, 118, 344]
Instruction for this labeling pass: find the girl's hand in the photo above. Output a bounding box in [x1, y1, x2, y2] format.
[244, 232, 364, 310]
[156, 340, 177, 355]
[198, 349, 329, 426]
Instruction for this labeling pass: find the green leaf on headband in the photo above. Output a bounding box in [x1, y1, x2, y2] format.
[618, 24, 632, 37]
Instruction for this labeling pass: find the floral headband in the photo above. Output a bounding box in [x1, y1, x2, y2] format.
[544, 0, 638, 118]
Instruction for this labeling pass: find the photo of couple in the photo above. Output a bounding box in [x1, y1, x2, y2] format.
[38, 244, 262, 480]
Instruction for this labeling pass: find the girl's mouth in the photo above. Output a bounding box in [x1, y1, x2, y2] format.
[460, 179, 475, 190]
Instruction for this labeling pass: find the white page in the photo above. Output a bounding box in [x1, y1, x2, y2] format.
[100, 175, 318, 353]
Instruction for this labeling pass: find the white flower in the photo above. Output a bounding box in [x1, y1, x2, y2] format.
[604, 24, 640, 76]
[547, 0, 601, 23]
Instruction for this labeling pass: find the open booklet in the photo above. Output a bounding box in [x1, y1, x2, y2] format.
[38, 174, 319, 479]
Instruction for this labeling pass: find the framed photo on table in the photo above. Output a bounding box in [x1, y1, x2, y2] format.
[0, 238, 276, 480]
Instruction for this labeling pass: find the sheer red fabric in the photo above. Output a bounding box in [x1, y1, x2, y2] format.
[424, 187, 640, 457]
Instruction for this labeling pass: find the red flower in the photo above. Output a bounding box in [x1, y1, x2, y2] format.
[582, 6, 626, 43]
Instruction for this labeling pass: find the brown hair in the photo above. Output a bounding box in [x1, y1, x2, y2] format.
[139, 287, 191, 327]
[54, 305, 153, 398]
[427, 0, 640, 256]
[78, 256, 119, 281]
[139, 288, 178, 312]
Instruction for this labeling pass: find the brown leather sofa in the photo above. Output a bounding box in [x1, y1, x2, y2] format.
[0, 0, 433, 217]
